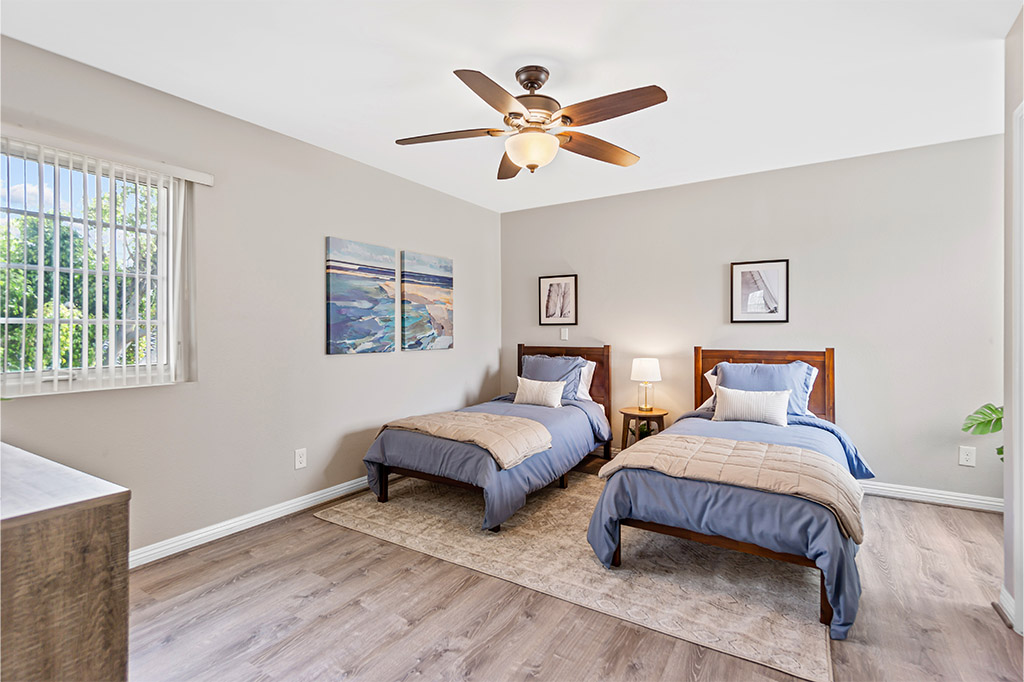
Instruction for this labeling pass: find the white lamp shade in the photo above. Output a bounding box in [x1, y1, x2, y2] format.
[630, 357, 662, 382]
[505, 128, 559, 171]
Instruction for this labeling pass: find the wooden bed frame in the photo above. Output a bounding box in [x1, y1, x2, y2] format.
[377, 344, 613, 532]
[612, 346, 837, 626]
[517, 343, 613, 460]
[693, 347, 835, 422]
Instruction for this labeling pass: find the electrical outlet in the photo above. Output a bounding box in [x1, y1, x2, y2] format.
[294, 448, 307, 470]
[958, 445, 976, 468]
[560, 328, 569, 341]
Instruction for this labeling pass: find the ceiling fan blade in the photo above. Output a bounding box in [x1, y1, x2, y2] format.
[553, 85, 667, 127]
[556, 132, 639, 166]
[454, 70, 531, 118]
[497, 152, 521, 180]
[395, 128, 504, 145]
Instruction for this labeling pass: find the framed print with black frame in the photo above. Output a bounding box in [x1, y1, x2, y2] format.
[731, 259, 789, 323]
[539, 274, 578, 325]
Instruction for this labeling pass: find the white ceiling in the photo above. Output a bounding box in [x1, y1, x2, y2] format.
[2, 1, 1020, 213]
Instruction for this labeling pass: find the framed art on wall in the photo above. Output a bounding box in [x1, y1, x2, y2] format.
[325, 237, 396, 353]
[731, 259, 789, 323]
[539, 274, 578, 325]
[401, 251, 453, 350]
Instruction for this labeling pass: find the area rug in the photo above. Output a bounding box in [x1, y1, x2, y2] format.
[315, 472, 833, 682]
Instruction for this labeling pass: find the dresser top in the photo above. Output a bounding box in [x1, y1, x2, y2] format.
[1, 442, 130, 524]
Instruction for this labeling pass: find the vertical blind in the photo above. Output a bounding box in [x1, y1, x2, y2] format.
[0, 135, 192, 397]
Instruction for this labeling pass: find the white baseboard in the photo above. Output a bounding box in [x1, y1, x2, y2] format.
[128, 475, 1003, 568]
[999, 587, 1022, 634]
[128, 476, 368, 569]
[860, 480, 1004, 513]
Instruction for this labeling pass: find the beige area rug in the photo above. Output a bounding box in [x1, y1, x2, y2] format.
[315, 471, 833, 682]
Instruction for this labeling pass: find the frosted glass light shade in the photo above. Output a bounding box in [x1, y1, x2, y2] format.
[505, 129, 559, 172]
[630, 358, 662, 382]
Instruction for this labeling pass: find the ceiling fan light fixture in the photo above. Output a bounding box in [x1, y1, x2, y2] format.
[504, 128, 559, 173]
[397, 67, 667, 180]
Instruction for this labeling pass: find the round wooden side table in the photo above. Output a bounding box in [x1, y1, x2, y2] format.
[619, 407, 669, 450]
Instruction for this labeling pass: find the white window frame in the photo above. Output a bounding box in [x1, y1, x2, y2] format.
[0, 128, 211, 398]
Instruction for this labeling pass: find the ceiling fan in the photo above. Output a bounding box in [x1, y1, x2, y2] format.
[395, 66, 668, 179]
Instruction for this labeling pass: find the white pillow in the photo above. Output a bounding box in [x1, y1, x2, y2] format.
[576, 361, 597, 401]
[697, 368, 717, 410]
[514, 376, 565, 408]
[712, 385, 790, 427]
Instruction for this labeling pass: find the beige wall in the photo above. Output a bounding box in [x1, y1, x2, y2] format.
[0, 38, 502, 549]
[1003, 9, 1022, 628]
[501, 136, 1004, 498]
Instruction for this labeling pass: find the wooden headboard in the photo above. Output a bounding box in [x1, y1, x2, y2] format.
[518, 344, 612, 426]
[694, 347, 835, 423]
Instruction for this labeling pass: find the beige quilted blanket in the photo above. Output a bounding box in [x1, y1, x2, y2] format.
[599, 434, 864, 543]
[379, 411, 552, 470]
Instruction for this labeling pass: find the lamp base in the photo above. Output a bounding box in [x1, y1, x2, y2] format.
[637, 381, 656, 414]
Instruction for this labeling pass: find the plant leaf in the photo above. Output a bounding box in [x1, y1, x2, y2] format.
[972, 421, 994, 435]
[962, 403, 1004, 435]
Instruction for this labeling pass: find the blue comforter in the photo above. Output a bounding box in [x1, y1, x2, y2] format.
[587, 411, 872, 640]
[365, 396, 611, 530]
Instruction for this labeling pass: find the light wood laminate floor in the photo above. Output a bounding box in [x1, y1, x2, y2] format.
[130, 462, 1022, 682]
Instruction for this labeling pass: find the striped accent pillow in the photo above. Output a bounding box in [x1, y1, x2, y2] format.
[514, 376, 565, 408]
[712, 385, 790, 427]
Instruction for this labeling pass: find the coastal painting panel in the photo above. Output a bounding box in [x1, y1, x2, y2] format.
[326, 237, 396, 353]
[401, 251, 453, 350]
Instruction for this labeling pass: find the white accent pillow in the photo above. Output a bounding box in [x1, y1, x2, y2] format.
[712, 385, 790, 427]
[697, 368, 717, 410]
[514, 376, 565, 408]
[576, 361, 597, 401]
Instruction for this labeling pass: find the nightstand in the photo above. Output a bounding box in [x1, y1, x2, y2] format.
[619, 407, 669, 450]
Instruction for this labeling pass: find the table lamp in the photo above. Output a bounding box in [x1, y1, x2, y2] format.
[631, 358, 661, 412]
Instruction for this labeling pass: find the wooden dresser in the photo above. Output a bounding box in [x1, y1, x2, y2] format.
[1, 442, 131, 681]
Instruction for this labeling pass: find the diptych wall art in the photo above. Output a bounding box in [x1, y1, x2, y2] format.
[325, 237, 396, 353]
[401, 250, 454, 350]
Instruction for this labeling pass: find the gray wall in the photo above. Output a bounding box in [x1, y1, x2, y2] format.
[0, 38, 502, 549]
[501, 136, 1004, 498]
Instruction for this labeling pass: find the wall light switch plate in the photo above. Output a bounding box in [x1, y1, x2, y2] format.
[958, 445, 976, 467]
[294, 448, 307, 470]
[560, 328, 569, 341]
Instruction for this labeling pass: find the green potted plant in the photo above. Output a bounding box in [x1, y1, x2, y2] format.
[961, 403, 1004, 461]
[628, 422, 652, 441]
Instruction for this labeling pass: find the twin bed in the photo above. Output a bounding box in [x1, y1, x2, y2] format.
[365, 344, 614, 531]
[362, 344, 872, 640]
[588, 347, 872, 639]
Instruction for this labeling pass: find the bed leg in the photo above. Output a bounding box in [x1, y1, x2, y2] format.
[603, 441, 612, 459]
[558, 474, 568, 489]
[819, 571, 833, 626]
[488, 525, 501, 533]
[611, 527, 622, 567]
[377, 464, 389, 503]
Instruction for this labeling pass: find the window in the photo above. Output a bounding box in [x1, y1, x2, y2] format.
[0, 135, 195, 397]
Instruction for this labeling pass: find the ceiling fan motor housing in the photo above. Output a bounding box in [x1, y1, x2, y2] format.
[515, 94, 560, 116]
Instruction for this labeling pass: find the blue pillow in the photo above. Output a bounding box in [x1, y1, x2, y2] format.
[521, 355, 587, 401]
[714, 361, 819, 416]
